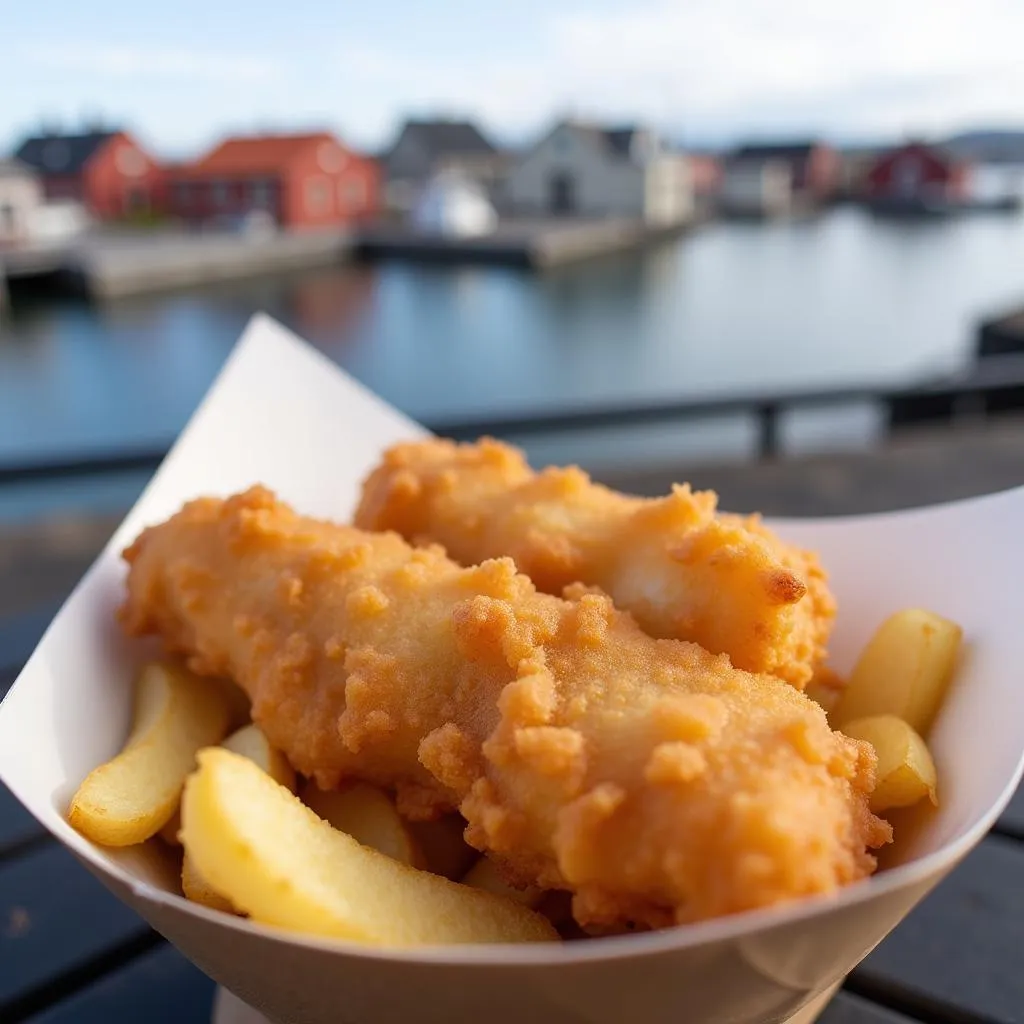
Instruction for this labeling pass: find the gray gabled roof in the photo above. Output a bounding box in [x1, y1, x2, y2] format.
[14, 131, 119, 175]
[731, 140, 821, 162]
[548, 121, 654, 161]
[388, 120, 497, 161]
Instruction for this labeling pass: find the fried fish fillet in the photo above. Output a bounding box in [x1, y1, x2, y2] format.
[355, 438, 834, 688]
[120, 487, 888, 930]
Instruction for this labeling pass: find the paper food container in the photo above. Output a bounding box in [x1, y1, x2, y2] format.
[1, 314, 1022, 1024]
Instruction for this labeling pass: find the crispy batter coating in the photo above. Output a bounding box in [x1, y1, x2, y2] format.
[120, 487, 889, 930]
[354, 439, 834, 689]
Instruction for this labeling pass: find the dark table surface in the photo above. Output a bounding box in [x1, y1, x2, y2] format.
[2, 601, 1023, 1024]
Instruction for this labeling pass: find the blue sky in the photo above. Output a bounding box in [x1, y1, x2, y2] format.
[4, 0, 1023, 158]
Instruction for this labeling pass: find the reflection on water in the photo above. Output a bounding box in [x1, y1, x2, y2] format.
[2, 207, 1024, 519]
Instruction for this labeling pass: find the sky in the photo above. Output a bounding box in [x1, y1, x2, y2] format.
[4, 0, 1024, 159]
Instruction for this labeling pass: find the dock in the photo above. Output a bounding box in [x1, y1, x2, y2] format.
[1, 227, 355, 300]
[356, 216, 690, 269]
[1, 216, 693, 300]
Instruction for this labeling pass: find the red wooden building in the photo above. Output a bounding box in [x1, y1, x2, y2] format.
[165, 132, 378, 231]
[863, 142, 969, 206]
[13, 130, 162, 219]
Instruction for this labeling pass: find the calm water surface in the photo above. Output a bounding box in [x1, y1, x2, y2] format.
[2, 207, 1024, 517]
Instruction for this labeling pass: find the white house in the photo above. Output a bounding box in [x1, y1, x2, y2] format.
[411, 171, 498, 237]
[0, 160, 43, 244]
[718, 160, 793, 217]
[382, 119, 504, 212]
[503, 121, 693, 226]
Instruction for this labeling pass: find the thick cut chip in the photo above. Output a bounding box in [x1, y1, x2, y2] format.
[181, 723, 296, 909]
[182, 849, 237, 914]
[181, 750, 558, 945]
[223, 724, 296, 791]
[842, 715, 938, 812]
[834, 609, 962, 736]
[301, 781, 423, 867]
[68, 662, 233, 846]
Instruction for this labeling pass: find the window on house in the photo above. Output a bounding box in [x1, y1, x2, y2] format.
[338, 177, 366, 208]
[250, 179, 274, 209]
[0, 203, 15, 236]
[211, 180, 230, 208]
[175, 182, 192, 206]
[306, 177, 331, 214]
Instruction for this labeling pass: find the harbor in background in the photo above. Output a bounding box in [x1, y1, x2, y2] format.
[4, 203, 1024, 525]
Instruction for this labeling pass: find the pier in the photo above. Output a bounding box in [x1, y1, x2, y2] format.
[1, 217, 691, 300]
[1, 228, 355, 300]
[356, 217, 690, 269]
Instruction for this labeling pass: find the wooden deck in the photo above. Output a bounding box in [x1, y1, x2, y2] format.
[2, 421, 1023, 1022]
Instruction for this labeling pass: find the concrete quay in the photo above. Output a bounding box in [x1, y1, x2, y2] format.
[356, 216, 690, 269]
[1, 216, 692, 301]
[2, 227, 355, 299]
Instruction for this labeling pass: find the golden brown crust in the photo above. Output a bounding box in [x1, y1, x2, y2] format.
[354, 439, 835, 688]
[120, 486, 889, 930]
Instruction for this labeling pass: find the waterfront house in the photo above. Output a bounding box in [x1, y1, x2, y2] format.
[688, 153, 723, 198]
[165, 132, 378, 232]
[719, 160, 793, 217]
[720, 140, 839, 214]
[13, 129, 162, 220]
[0, 160, 42, 245]
[503, 120, 693, 225]
[862, 142, 970, 214]
[381, 119, 503, 211]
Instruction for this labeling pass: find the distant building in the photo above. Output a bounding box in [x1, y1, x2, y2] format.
[382, 119, 502, 209]
[503, 120, 693, 225]
[721, 141, 840, 214]
[862, 142, 970, 212]
[14, 130, 162, 219]
[0, 160, 43, 244]
[687, 153, 723, 198]
[165, 132, 378, 231]
[836, 147, 885, 200]
[411, 170, 498, 237]
[719, 160, 793, 217]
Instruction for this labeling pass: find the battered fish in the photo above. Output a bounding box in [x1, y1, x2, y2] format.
[120, 487, 888, 930]
[355, 438, 834, 688]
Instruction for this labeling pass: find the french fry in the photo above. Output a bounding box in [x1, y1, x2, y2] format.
[68, 662, 233, 846]
[164, 724, 294, 848]
[407, 815, 478, 881]
[842, 714, 938, 813]
[182, 750, 558, 945]
[463, 857, 544, 908]
[833, 609, 962, 736]
[301, 780, 424, 867]
[223, 724, 296, 791]
[182, 847, 236, 914]
[181, 723, 295, 911]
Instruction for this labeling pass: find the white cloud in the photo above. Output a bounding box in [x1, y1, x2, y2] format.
[25, 42, 285, 85]
[335, 0, 1024, 145]
[12, 1, 1024, 154]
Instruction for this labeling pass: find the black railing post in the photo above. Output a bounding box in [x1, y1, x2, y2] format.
[757, 404, 780, 459]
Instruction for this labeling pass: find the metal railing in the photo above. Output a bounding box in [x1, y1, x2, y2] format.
[1, 354, 1023, 488]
